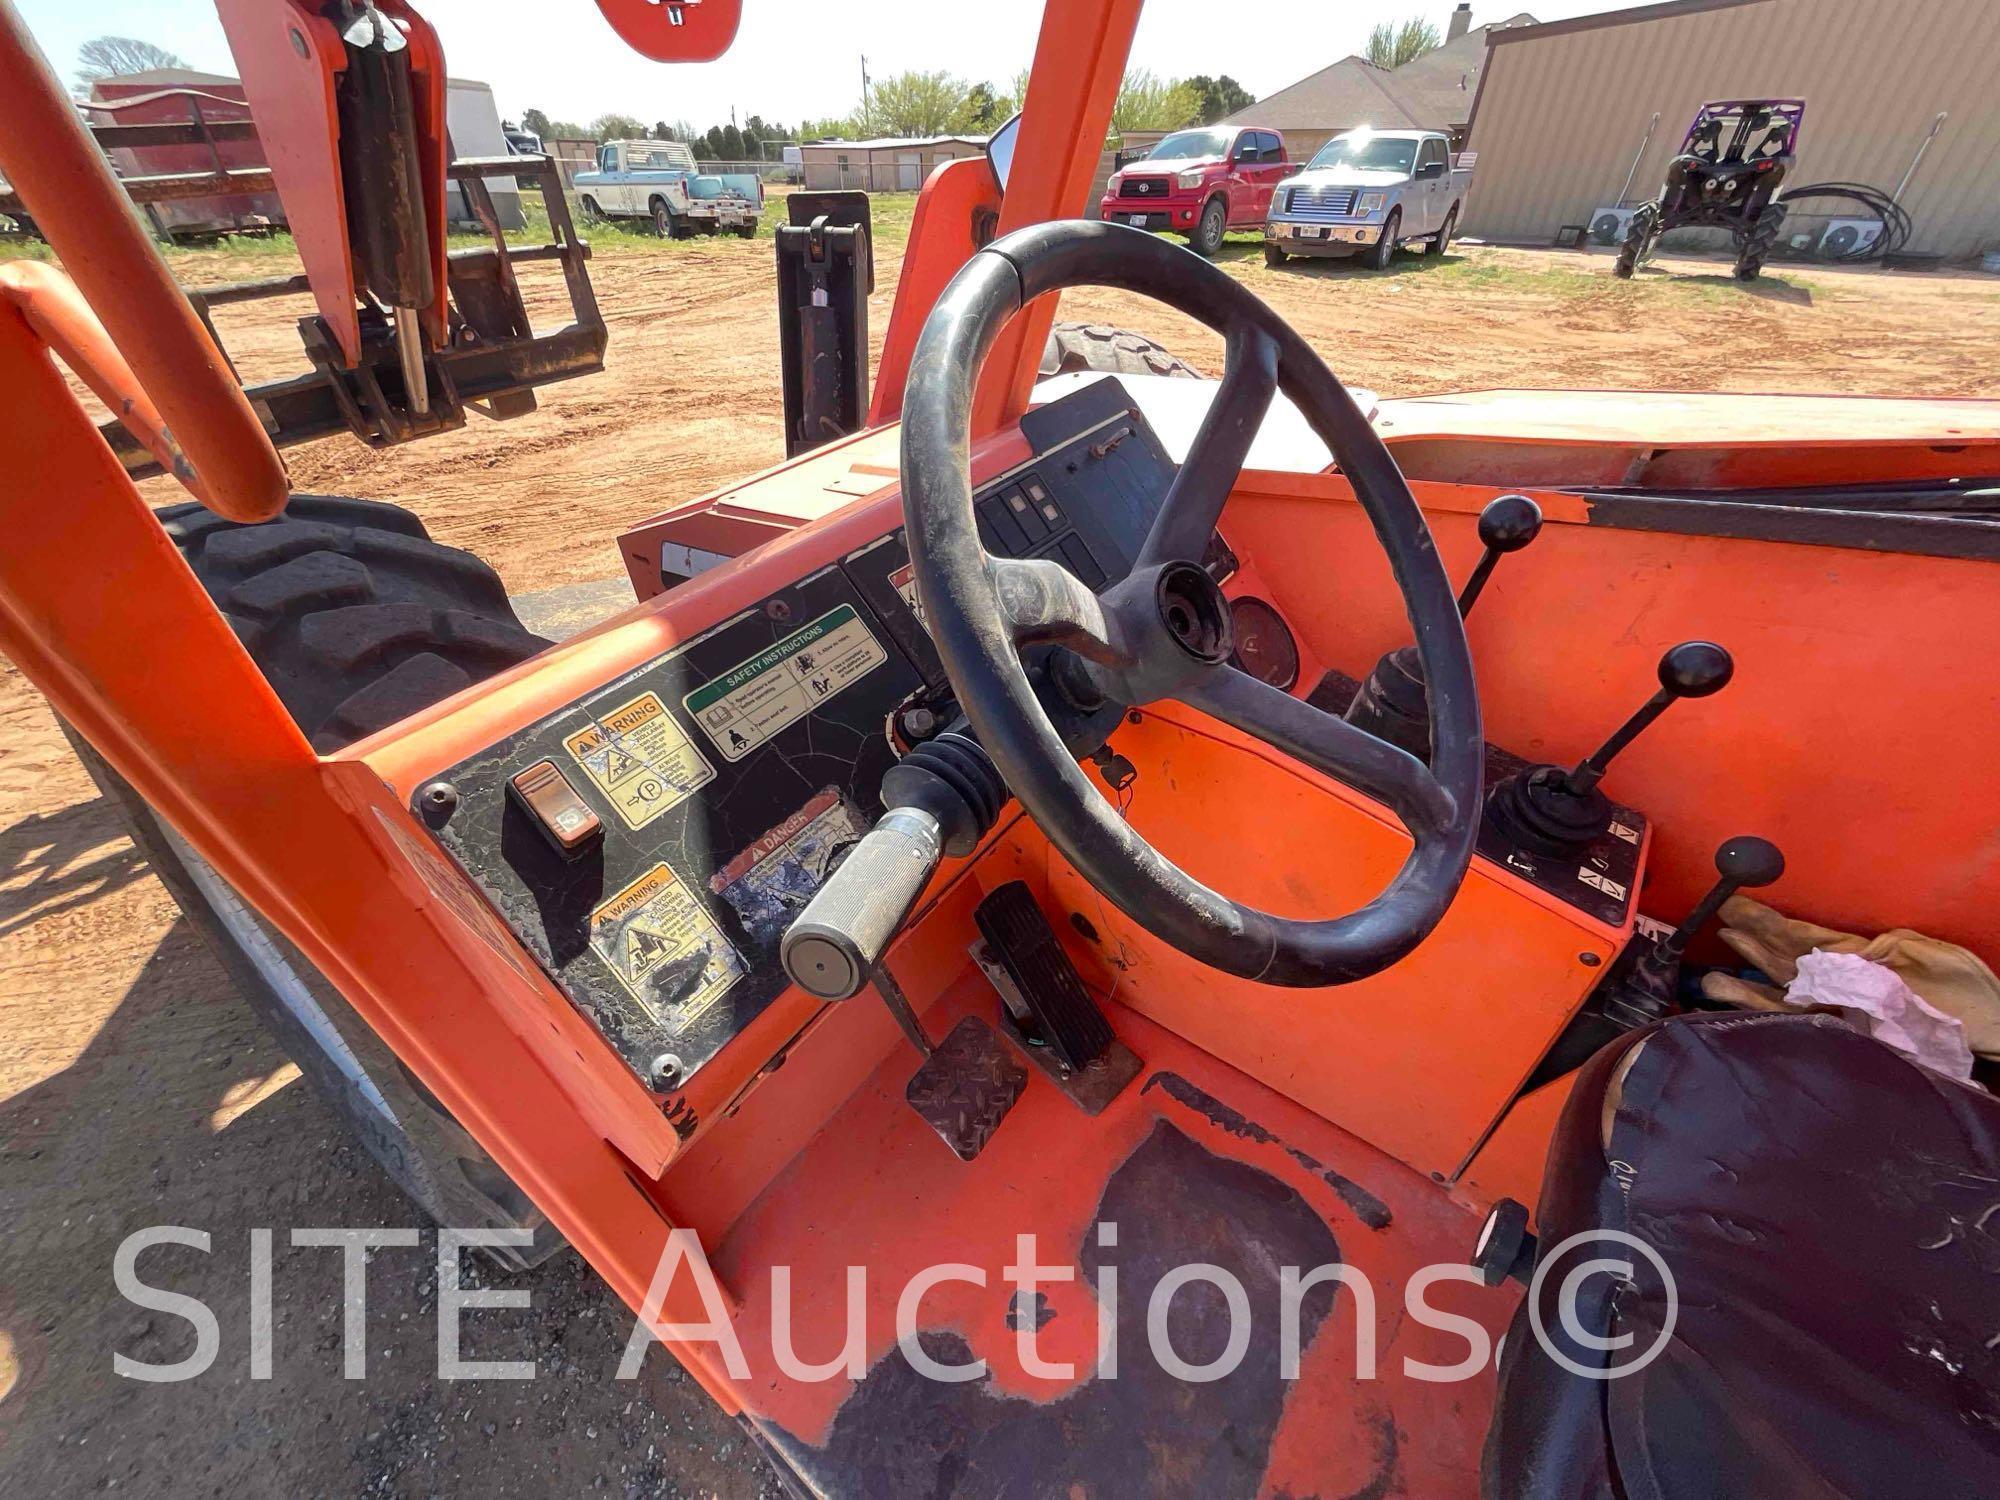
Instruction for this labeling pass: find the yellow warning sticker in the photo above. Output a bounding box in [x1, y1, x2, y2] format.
[562, 691, 715, 831]
[589, 863, 745, 1028]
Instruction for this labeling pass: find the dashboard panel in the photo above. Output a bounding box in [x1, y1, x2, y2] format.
[423, 378, 1186, 1087]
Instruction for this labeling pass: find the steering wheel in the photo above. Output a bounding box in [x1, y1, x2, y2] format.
[900, 221, 1482, 986]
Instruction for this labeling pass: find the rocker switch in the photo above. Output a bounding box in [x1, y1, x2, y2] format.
[509, 759, 602, 857]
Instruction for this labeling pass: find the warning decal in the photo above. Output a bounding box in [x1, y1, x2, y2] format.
[589, 863, 746, 1026]
[888, 561, 928, 635]
[562, 691, 715, 831]
[710, 788, 869, 951]
[682, 604, 887, 762]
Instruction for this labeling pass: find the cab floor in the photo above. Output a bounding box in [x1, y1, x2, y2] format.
[711, 974, 1516, 1498]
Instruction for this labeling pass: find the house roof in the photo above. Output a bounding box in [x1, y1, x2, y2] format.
[799, 135, 987, 153]
[1382, 12, 1537, 127]
[88, 68, 240, 92]
[1227, 11, 1537, 134]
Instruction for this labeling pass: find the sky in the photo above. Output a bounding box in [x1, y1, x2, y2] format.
[20, 1, 1662, 134]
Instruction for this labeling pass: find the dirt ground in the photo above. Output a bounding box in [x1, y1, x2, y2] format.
[4, 207, 1999, 1496]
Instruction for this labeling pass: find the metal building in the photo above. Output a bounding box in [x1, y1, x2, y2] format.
[1460, 0, 2000, 260]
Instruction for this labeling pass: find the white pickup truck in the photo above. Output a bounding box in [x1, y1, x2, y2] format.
[572, 140, 762, 239]
[1263, 128, 1471, 270]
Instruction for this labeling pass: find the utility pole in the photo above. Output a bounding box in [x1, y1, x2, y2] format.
[860, 53, 872, 129]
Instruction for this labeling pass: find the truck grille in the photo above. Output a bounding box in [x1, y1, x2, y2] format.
[1119, 176, 1169, 198]
[1285, 185, 1359, 219]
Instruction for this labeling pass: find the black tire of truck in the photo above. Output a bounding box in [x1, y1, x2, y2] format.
[1038, 322, 1202, 380]
[77, 493, 567, 1270]
[579, 195, 602, 224]
[1426, 205, 1458, 258]
[735, 220, 758, 238]
[1264, 243, 1288, 268]
[1366, 209, 1401, 271]
[1188, 196, 1228, 258]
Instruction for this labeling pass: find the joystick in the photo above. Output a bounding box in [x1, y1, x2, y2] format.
[1345, 494, 1542, 759]
[1486, 641, 1733, 857]
[1601, 835, 1786, 1028]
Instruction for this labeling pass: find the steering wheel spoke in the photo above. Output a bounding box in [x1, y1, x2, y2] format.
[1137, 325, 1279, 569]
[1179, 667, 1455, 836]
[987, 554, 1129, 668]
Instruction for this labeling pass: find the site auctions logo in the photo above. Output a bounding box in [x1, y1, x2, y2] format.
[110, 1223, 1677, 1385]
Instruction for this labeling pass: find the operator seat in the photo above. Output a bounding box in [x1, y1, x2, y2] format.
[1484, 1012, 2000, 1498]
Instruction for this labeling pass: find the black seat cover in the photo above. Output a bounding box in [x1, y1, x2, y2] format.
[1485, 1013, 2000, 1499]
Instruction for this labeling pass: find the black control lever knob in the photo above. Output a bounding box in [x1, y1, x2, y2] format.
[1347, 495, 1542, 759]
[1663, 835, 1785, 958]
[1567, 641, 1733, 796]
[1606, 834, 1786, 1028]
[1456, 494, 1543, 618]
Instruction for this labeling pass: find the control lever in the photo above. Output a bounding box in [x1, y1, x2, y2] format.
[1345, 495, 1542, 759]
[1522, 834, 1786, 1088]
[781, 731, 1004, 1000]
[1486, 641, 1734, 856]
[1604, 835, 1786, 1027]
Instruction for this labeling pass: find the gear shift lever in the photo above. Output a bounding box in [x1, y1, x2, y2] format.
[1486, 642, 1734, 856]
[1526, 833, 1786, 1086]
[1345, 494, 1542, 758]
[1604, 835, 1786, 1027]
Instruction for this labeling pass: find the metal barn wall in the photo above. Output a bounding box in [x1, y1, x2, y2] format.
[1461, 0, 2000, 259]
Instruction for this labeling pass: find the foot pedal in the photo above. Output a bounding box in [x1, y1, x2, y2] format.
[974, 882, 1116, 1071]
[906, 1017, 1028, 1162]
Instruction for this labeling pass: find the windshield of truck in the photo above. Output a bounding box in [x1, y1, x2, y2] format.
[1307, 135, 1419, 173]
[1145, 129, 1231, 161]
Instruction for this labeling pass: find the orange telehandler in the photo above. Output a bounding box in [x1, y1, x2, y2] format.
[3, 1, 1998, 1494]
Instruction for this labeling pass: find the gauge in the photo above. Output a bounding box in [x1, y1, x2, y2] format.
[1227, 597, 1299, 690]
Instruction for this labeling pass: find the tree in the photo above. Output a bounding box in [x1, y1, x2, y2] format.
[1365, 18, 1442, 69]
[546, 119, 586, 141]
[963, 82, 1009, 130]
[1110, 70, 1202, 133]
[75, 36, 188, 86]
[587, 112, 649, 142]
[522, 108, 554, 140]
[1187, 75, 1255, 125]
[859, 70, 977, 137]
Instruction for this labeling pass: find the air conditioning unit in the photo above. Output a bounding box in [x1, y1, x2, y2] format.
[1589, 205, 1642, 246]
[1816, 217, 1884, 260]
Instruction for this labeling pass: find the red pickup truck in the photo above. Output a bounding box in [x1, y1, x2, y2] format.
[1099, 124, 1293, 256]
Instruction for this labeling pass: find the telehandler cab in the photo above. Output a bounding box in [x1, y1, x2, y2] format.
[2, 1, 1998, 1495]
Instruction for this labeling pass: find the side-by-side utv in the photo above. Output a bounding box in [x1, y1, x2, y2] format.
[1615, 98, 1801, 281]
[3, 2, 1997, 1495]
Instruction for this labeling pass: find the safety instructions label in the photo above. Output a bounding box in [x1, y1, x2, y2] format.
[682, 604, 887, 762]
[562, 691, 716, 831]
[589, 863, 745, 1024]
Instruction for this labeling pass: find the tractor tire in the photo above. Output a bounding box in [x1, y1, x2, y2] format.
[71, 493, 564, 1269]
[155, 493, 549, 752]
[1039, 322, 1201, 380]
[1188, 196, 1228, 257]
[1366, 209, 1401, 271]
[1264, 243, 1288, 268]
